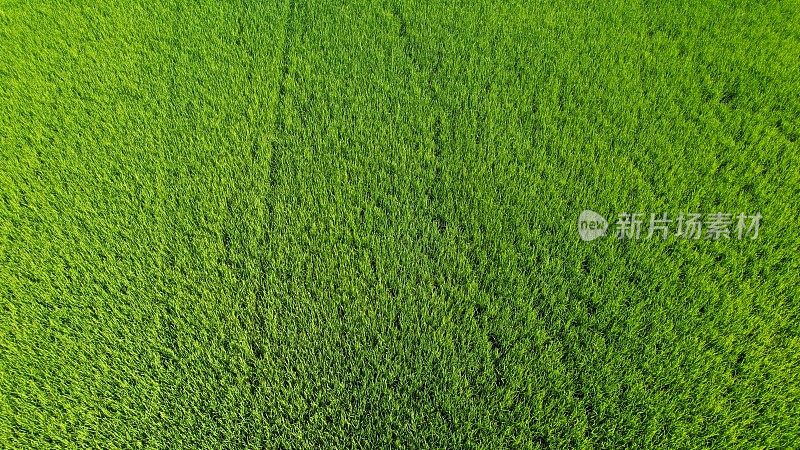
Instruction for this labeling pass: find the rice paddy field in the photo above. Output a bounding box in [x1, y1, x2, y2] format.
[1, 0, 799, 448]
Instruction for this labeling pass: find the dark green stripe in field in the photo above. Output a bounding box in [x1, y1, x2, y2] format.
[1, 0, 798, 448]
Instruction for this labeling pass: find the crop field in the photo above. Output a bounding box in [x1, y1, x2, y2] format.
[1, 0, 799, 448]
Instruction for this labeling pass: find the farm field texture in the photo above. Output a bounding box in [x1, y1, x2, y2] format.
[1, 0, 799, 448]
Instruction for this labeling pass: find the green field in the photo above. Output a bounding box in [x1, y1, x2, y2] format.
[1, 0, 799, 448]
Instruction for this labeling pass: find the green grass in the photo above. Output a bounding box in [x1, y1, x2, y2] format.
[1, 0, 799, 447]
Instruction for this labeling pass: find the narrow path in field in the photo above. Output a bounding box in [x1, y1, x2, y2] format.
[148, 1, 295, 445]
[242, 0, 299, 442]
